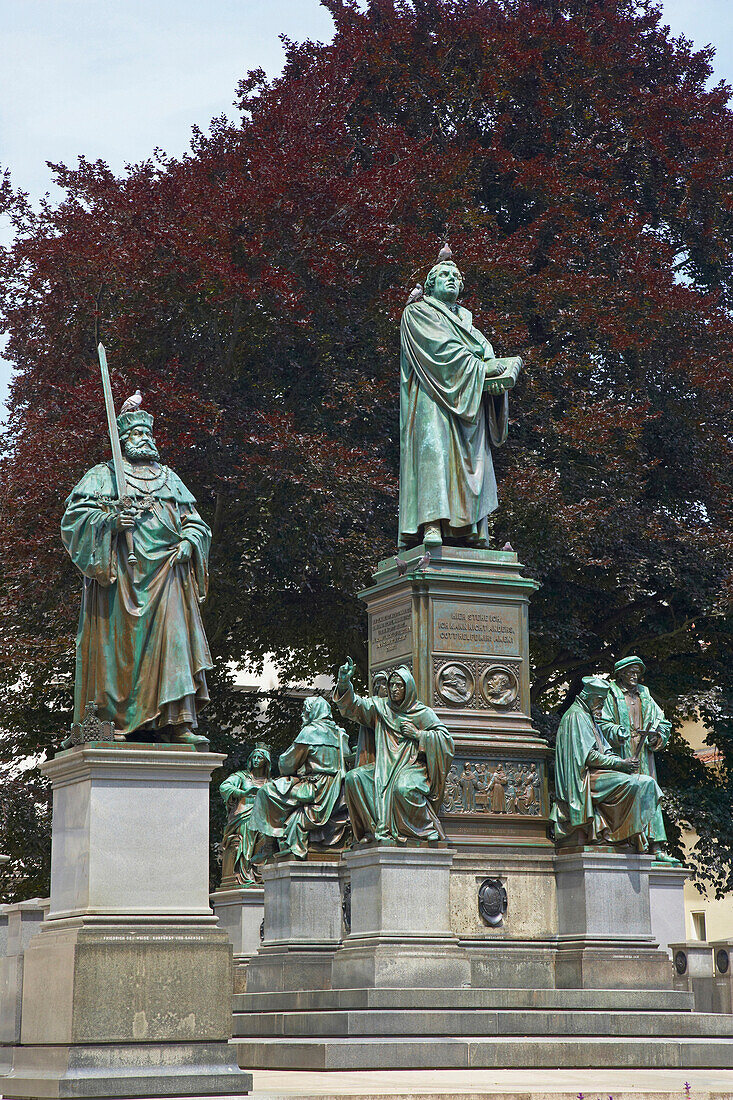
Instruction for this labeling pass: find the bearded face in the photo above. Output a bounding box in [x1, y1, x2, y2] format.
[124, 425, 160, 463]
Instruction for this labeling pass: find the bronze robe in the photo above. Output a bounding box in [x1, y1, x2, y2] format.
[399, 297, 510, 542]
[248, 698, 350, 859]
[551, 697, 663, 846]
[333, 667, 454, 843]
[61, 461, 212, 734]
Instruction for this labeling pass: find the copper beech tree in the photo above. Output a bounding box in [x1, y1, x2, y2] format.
[1, 0, 732, 895]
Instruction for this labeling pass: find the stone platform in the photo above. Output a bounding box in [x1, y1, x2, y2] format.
[221, 1066, 733, 1098]
[232, 985, 733, 1070]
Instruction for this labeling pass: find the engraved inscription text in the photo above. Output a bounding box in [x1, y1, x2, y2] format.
[370, 604, 412, 663]
[434, 602, 520, 656]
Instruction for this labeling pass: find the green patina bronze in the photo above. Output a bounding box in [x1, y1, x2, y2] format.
[247, 697, 352, 859]
[550, 676, 664, 849]
[599, 656, 676, 859]
[398, 248, 523, 548]
[219, 746, 274, 887]
[333, 659, 454, 844]
[61, 405, 213, 747]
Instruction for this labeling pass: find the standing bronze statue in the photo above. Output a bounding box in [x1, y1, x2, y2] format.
[333, 659, 454, 844]
[62, 400, 213, 746]
[219, 746, 273, 887]
[398, 244, 523, 548]
[600, 656, 676, 861]
[247, 697, 351, 859]
[551, 676, 663, 850]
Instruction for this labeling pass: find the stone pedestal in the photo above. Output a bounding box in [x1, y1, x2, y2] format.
[0, 899, 49, 1074]
[555, 848, 671, 989]
[331, 845, 470, 989]
[711, 940, 733, 1014]
[361, 546, 553, 951]
[649, 861, 688, 954]
[245, 856, 343, 993]
[671, 940, 715, 1013]
[211, 886, 264, 994]
[3, 744, 251, 1099]
[211, 886, 264, 961]
[362, 546, 551, 845]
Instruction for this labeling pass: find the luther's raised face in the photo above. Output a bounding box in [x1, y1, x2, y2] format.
[428, 262, 462, 304]
[124, 424, 160, 463]
[388, 675, 406, 706]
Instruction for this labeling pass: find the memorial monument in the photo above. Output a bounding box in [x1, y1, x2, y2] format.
[233, 246, 733, 1070]
[2, 352, 250, 1098]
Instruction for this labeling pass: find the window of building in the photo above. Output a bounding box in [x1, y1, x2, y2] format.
[691, 911, 707, 941]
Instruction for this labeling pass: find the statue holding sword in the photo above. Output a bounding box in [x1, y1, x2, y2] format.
[599, 655, 676, 860]
[60, 344, 213, 747]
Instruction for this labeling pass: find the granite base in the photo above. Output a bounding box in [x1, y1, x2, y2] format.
[245, 857, 343, 994]
[3, 1041, 250, 1099]
[555, 848, 671, 989]
[332, 845, 470, 990]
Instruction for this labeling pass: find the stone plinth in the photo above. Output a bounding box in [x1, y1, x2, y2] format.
[362, 545, 551, 851]
[671, 940, 716, 1013]
[711, 940, 733, 1014]
[3, 744, 251, 1099]
[211, 886, 264, 962]
[649, 861, 688, 955]
[0, 899, 49, 1057]
[555, 848, 671, 989]
[245, 856, 343, 993]
[44, 744, 214, 921]
[331, 845, 470, 989]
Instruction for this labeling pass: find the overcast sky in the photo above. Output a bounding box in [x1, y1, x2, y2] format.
[1, 0, 731, 412]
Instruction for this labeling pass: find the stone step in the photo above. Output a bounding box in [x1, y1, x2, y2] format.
[232, 1007, 733, 1040]
[233, 1035, 733, 1072]
[233, 986, 695, 1014]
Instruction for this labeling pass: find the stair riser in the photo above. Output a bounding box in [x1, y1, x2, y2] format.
[233, 990, 695, 1014]
[234, 1038, 733, 1072]
[233, 1008, 733, 1039]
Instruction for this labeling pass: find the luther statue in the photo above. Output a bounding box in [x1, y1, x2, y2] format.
[398, 245, 523, 548]
[61, 404, 213, 746]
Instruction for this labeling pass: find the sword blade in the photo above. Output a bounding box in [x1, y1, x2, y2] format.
[97, 342, 128, 499]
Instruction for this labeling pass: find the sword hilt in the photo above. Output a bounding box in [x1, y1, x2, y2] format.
[120, 495, 137, 567]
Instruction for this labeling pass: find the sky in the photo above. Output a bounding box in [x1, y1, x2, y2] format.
[1, 0, 731, 413]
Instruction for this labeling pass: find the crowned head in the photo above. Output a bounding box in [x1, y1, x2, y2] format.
[117, 409, 159, 464]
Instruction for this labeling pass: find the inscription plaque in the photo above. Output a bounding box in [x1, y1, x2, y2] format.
[433, 601, 520, 656]
[370, 603, 412, 663]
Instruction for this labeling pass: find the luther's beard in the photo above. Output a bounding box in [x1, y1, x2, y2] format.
[125, 437, 161, 462]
